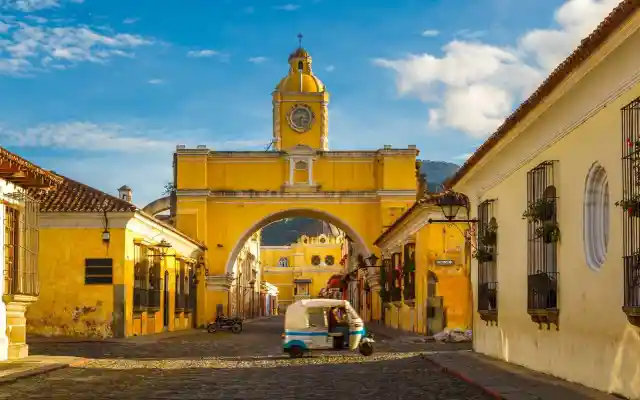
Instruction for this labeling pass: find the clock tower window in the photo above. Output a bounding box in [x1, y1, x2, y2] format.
[289, 158, 314, 186]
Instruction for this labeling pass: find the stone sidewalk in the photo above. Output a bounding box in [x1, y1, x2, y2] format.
[3, 316, 275, 384]
[0, 355, 87, 385]
[27, 315, 274, 345]
[367, 322, 620, 400]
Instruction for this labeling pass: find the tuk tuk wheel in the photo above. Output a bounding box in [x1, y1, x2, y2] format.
[359, 342, 374, 357]
[207, 323, 218, 333]
[231, 324, 242, 334]
[288, 346, 304, 358]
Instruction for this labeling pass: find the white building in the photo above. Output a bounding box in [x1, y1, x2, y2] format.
[0, 147, 60, 359]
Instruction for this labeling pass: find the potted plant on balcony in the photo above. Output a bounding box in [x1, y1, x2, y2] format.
[522, 198, 556, 223]
[472, 247, 494, 263]
[480, 223, 498, 246]
[535, 220, 561, 243]
[615, 194, 640, 217]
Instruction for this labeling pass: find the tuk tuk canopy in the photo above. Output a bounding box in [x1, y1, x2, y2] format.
[284, 299, 359, 331]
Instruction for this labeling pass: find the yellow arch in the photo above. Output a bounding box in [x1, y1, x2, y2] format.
[224, 207, 373, 274]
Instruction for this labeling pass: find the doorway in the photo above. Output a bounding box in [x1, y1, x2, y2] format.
[163, 270, 169, 329]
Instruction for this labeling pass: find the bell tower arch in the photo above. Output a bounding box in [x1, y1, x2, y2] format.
[272, 34, 329, 151]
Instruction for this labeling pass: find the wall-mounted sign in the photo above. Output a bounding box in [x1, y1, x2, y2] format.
[435, 259, 455, 266]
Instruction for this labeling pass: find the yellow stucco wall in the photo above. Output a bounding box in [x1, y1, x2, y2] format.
[28, 227, 125, 337]
[451, 15, 640, 399]
[28, 216, 199, 338]
[374, 206, 471, 335]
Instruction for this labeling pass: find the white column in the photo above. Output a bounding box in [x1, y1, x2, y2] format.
[307, 157, 313, 185]
[289, 159, 294, 185]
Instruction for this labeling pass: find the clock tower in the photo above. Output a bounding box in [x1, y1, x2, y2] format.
[272, 39, 329, 151]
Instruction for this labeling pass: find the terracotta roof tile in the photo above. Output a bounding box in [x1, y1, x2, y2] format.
[0, 146, 62, 188]
[445, 0, 638, 188]
[31, 174, 206, 249]
[32, 175, 137, 213]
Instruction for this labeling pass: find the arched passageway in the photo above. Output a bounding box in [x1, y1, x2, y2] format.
[224, 208, 373, 274]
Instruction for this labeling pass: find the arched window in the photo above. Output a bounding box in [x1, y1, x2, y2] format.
[583, 162, 609, 270]
[295, 160, 308, 170]
[278, 257, 289, 267]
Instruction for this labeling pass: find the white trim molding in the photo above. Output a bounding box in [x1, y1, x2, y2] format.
[206, 274, 234, 292]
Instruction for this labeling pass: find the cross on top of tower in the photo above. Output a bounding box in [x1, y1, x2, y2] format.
[297, 33, 303, 48]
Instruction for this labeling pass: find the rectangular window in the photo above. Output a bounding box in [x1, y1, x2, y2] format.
[621, 98, 640, 323]
[525, 160, 559, 328]
[3, 206, 19, 295]
[4, 192, 40, 296]
[85, 258, 113, 284]
[477, 199, 498, 321]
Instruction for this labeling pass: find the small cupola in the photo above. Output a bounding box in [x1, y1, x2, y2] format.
[118, 185, 132, 202]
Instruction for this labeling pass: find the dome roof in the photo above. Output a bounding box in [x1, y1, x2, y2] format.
[276, 73, 325, 93]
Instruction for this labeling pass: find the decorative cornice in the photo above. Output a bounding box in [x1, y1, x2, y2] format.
[176, 189, 418, 199]
[206, 274, 234, 292]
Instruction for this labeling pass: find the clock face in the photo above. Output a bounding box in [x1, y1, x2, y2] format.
[288, 105, 314, 133]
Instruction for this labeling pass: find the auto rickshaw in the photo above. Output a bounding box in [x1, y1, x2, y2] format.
[282, 298, 375, 358]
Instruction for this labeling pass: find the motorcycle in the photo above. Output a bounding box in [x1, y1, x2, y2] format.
[207, 316, 243, 334]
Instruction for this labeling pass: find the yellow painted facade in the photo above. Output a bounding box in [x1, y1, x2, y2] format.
[373, 201, 471, 334]
[262, 234, 344, 310]
[27, 210, 204, 338]
[449, 8, 640, 399]
[173, 45, 419, 327]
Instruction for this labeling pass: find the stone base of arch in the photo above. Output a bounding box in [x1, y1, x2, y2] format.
[198, 274, 234, 326]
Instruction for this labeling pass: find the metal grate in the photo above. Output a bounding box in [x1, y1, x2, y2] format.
[3, 191, 40, 296]
[133, 244, 149, 310]
[621, 98, 640, 314]
[477, 199, 498, 312]
[525, 161, 559, 311]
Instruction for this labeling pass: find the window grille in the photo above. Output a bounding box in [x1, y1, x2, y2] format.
[620, 97, 640, 325]
[85, 258, 113, 284]
[477, 199, 498, 323]
[525, 160, 559, 329]
[3, 191, 39, 296]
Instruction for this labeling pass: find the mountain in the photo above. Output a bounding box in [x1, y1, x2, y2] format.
[260, 160, 460, 246]
[420, 160, 460, 192]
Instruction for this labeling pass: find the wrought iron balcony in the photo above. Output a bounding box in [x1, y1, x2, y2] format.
[133, 288, 148, 311]
[527, 271, 559, 329]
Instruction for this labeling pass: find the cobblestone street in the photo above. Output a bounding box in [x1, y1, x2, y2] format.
[0, 317, 490, 400]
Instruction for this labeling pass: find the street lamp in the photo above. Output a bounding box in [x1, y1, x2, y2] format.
[150, 239, 173, 257]
[427, 191, 478, 224]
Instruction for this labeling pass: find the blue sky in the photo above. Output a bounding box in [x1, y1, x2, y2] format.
[0, 0, 620, 206]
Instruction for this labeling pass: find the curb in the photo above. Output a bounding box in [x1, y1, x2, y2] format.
[422, 355, 504, 399]
[0, 358, 90, 385]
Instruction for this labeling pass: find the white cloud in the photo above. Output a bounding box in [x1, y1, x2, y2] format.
[274, 4, 299, 11]
[0, 121, 269, 206]
[123, 17, 139, 24]
[0, 13, 152, 75]
[374, 0, 620, 138]
[1, 0, 83, 12]
[325, 64, 335, 72]
[421, 29, 439, 37]
[455, 29, 485, 40]
[186, 49, 219, 58]
[248, 56, 267, 64]
[147, 78, 163, 85]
